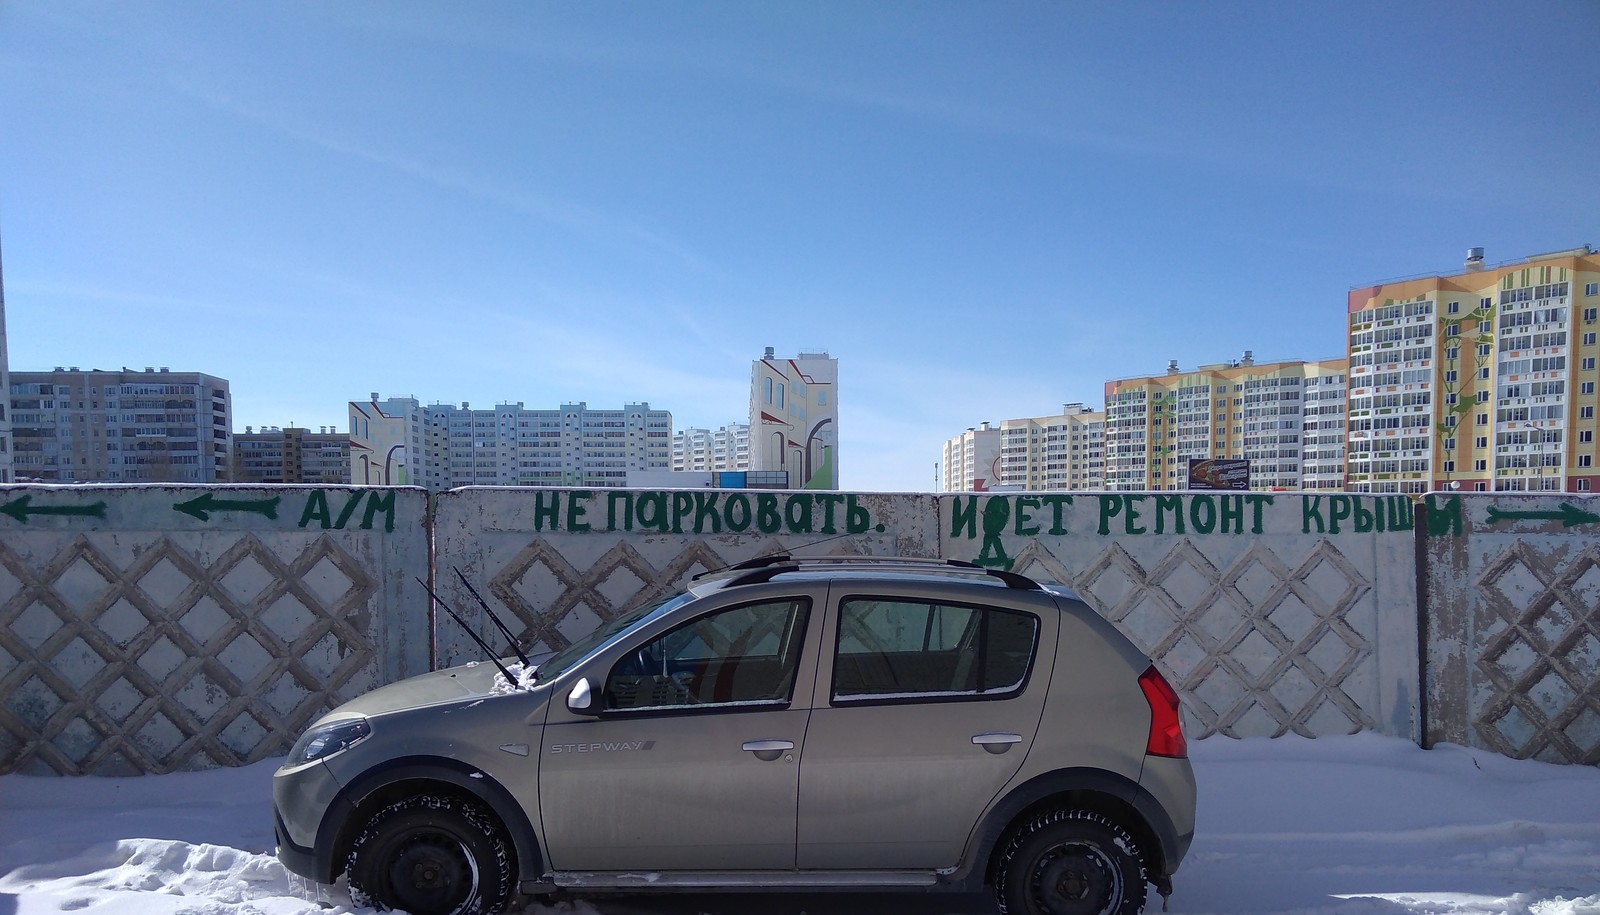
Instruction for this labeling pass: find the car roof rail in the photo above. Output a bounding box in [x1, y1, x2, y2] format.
[700, 553, 1044, 591]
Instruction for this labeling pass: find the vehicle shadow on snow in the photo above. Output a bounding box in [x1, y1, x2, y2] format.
[521, 891, 1000, 915]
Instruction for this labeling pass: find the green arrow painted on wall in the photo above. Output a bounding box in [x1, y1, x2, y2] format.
[173, 493, 281, 521]
[0, 495, 108, 523]
[1485, 503, 1600, 528]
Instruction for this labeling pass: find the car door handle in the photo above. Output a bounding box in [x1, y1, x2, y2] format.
[972, 732, 1023, 755]
[741, 739, 795, 762]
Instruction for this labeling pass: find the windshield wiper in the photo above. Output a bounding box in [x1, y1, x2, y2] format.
[454, 568, 533, 668]
[414, 576, 523, 689]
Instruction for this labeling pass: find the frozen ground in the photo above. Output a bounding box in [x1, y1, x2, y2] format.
[2, 733, 1597, 915]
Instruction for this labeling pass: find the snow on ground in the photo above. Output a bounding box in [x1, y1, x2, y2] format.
[1, 733, 1597, 915]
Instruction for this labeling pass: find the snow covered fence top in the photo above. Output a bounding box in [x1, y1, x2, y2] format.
[0, 485, 431, 776]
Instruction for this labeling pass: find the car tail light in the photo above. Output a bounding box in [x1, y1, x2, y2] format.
[1138, 665, 1188, 758]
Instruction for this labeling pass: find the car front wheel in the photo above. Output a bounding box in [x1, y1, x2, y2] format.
[996, 809, 1148, 915]
[345, 793, 515, 915]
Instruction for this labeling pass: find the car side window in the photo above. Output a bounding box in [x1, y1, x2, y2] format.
[833, 598, 1037, 704]
[605, 599, 810, 712]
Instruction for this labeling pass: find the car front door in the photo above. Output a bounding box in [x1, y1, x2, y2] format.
[796, 591, 1054, 870]
[539, 593, 820, 872]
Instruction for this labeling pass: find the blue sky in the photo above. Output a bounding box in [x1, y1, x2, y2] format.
[3, 1, 1597, 491]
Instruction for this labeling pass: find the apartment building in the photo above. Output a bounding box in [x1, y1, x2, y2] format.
[999, 405, 1106, 491]
[1104, 354, 1348, 491]
[942, 422, 1002, 491]
[349, 394, 427, 485]
[940, 406, 1106, 492]
[1347, 245, 1600, 494]
[8, 367, 232, 482]
[0, 232, 12, 483]
[749, 348, 838, 490]
[672, 423, 750, 472]
[233, 426, 350, 484]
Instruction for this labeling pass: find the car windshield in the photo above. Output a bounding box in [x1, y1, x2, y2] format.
[533, 590, 696, 684]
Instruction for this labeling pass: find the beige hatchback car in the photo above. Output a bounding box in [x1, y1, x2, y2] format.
[273, 556, 1196, 915]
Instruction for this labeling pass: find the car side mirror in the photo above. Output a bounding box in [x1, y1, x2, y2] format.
[567, 677, 599, 715]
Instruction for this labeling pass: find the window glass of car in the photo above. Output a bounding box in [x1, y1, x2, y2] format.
[833, 598, 1037, 703]
[604, 599, 811, 712]
[534, 591, 696, 684]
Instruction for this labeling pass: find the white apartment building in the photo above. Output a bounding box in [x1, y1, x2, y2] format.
[442, 400, 671, 490]
[9, 367, 233, 483]
[941, 406, 1106, 492]
[941, 422, 1002, 491]
[672, 423, 750, 472]
[749, 348, 838, 490]
[1300, 367, 1348, 490]
[349, 394, 427, 485]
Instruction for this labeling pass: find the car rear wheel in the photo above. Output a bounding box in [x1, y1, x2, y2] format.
[345, 794, 515, 915]
[996, 809, 1147, 915]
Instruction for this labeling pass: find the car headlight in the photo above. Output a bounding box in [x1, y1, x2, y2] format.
[286, 718, 371, 766]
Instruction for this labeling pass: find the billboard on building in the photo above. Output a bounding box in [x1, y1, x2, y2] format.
[1188, 458, 1250, 490]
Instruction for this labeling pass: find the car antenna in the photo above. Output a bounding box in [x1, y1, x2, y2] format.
[454, 567, 532, 668]
[414, 576, 523, 688]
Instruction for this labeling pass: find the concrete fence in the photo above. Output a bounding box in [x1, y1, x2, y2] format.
[2, 484, 1596, 775]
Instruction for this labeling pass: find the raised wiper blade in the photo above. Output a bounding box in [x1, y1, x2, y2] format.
[454, 568, 532, 668]
[414, 576, 523, 689]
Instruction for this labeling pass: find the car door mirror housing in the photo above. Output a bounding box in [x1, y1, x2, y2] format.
[567, 677, 599, 715]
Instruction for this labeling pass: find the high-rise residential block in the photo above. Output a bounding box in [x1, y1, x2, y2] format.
[749, 348, 838, 490]
[1347, 245, 1600, 494]
[351, 395, 672, 490]
[8, 367, 232, 482]
[672, 423, 750, 472]
[348, 394, 427, 485]
[0, 230, 12, 484]
[942, 422, 1002, 491]
[1104, 354, 1348, 491]
[941, 406, 1106, 492]
[234, 425, 351, 484]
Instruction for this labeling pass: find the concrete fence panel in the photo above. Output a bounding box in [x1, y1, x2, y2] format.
[0, 485, 431, 775]
[1422, 493, 1600, 765]
[937, 492, 1423, 741]
[431, 488, 938, 667]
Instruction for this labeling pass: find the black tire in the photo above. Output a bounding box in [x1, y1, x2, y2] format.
[995, 810, 1148, 915]
[345, 794, 516, 915]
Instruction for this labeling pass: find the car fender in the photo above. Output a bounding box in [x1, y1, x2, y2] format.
[311, 756, 545, 886]
[951, 766, 1182, 889]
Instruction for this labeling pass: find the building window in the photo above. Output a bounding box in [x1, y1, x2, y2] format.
[1585, 358, 1597, 371]
[1447, 325, 1460, 337]
[1477, 390, 1490, 403]
[1586, 307, 1598, 322]
[1585, 333, 1597, 346]
[1587, 283, 1599, 296]
[1448, 301, 1460, 314]
[1581, 455, 1594, 468]
[1584, 382, 1597, 395]
[1474, 460, 1487, 471]
[1585, 407, 1596, 420]
[1475, 436, 1488, 448]
[1478, 344, 1492, 358]
[1477, 413, 1489, 425]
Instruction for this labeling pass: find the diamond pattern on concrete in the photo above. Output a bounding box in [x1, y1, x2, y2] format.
[1472, 540, 1600, 765]
[0, 533, 378, 775]
[1074, 538, 1375, 739]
